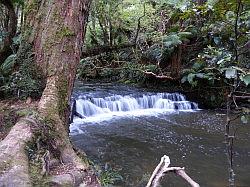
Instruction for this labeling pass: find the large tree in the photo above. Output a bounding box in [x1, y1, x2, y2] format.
[0, 0, 100, 186]
[0, 0, 17, 63]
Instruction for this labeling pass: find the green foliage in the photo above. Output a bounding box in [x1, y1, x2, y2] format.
[241, 107, 250, 124]
[0, 44, 44, 99]
[1, 54, 16, 76]
[181, 44, 249, 88]
[240, 74, 250, 86]
[99, 165, 123, 186]
[77, 57, 160, 85]
[56, 26, 75, 38]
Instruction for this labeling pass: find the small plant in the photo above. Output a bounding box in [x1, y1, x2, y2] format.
[98, 164, 123, 186]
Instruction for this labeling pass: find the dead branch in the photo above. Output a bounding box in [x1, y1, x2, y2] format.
[41, 150, 50, 176]
[146, 155, 200, 187]
[143, 71, 176, 80]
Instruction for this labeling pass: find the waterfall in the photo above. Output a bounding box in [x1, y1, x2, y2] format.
[73, 93, 198, 119]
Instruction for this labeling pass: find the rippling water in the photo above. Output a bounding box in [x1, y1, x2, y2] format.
[70, 82, 250, 187]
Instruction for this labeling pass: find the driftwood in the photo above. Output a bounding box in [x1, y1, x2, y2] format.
[146, 155, 200, 187]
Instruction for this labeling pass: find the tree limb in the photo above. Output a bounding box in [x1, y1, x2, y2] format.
[146, 155, 200, 187]
[143, 71, 176, 80]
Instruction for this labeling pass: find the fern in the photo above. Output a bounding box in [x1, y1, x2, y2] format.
[1, 54, 16, 75]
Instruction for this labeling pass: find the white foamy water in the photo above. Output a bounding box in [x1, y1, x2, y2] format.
[70, 92, 199, 134]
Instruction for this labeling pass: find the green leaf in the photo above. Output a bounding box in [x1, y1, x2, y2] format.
[196, 73, 205, 78]
[178, 31, 193, 40]
[192, 62, 204, 70]
[240, 74, 250, 86]
[241, 115, 248, 124]
[162, 34, 182, 47]
[225, 68, 237, 79]
[187, 73, 195, 84]
[181, 76, 187, 83]
[1, 54, 16, 75]
[217, 59, 224, 65]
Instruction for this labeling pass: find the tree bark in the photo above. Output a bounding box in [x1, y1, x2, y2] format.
[0, 0, 17, 63]
[0, 118, 35, 187]
[30, 0, 90, 164]
[7, 0, 100, 185]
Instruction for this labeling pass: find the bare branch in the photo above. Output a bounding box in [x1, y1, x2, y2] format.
[147, 155, 200, 187]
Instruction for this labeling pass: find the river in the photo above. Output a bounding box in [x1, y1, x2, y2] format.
[70, 82, 250, 187]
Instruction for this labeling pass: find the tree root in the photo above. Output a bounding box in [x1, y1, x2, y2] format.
[0, 118, 35, 187]
[0, 117, 100, 187]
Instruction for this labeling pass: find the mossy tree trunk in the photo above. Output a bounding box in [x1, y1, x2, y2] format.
[21, 0, 92, 172]
[0, 0, 101, 185]
[18, 0, 93, 176]
[0, 0, 17, 63]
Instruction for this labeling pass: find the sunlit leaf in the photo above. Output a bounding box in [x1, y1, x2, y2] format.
[181, 76, 187, 83]
[196, 73, 205, 78]
[225, 68, 237, 79]
[187, 73, 195, 83]
[240, 74, 250, 86]
[1, 54, 16, 75]
[241, 115, 248, 124]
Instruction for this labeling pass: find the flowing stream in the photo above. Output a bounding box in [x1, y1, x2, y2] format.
[70, 82, 250, 187]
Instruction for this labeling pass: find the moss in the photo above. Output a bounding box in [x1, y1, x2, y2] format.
[26, 141, 50, 187]
[24, 0, 40, 14]
[56, 26, 75, 39]
[31, 116, 61, 159]
[0, 160, 11, 175]
[56, 77, 68, 121]
[16, 109, 35, 117]
[0, 109, 19, 140]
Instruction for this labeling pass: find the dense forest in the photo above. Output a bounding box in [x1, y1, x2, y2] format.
[0, 0, 249, 186]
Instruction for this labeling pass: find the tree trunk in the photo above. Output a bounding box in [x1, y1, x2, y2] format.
[5, 0, 100, 185]
[0, 0, 17, 63]
[170, 45, 182, 78]
[31, 0, 90, 164]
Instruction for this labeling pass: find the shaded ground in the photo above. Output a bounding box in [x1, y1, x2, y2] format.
[0, 98, 38, 141]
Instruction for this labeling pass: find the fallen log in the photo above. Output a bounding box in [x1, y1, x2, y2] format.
[146, 155, 200, 187]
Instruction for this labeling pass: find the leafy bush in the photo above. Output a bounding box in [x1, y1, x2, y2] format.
[0, 50, 44, 99]
[181, 46, 249, 87]
[99, 167, 123, 186]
